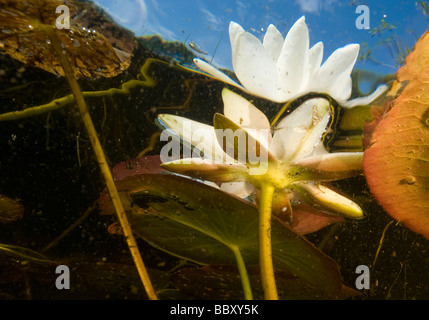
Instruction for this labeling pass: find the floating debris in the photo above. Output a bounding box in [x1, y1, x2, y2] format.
[0, 194, 24, 223]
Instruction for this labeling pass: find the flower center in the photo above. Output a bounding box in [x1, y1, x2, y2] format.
[248, 160, 305, 190]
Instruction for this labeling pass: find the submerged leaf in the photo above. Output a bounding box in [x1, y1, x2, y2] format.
[100, 173, 344, 298]
[396, 30, 429, 81]
[363, 29, 429, 239]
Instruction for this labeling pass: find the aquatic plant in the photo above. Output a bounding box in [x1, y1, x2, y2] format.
[151, 16, 394, 299]
[0, 0, 156, 299]
[193, 17, 387, 107]
[363, 29, 429, 240]
[2, 1, 425, 300]
[100, 166, 349, 300]
[157, 87, 366, 299]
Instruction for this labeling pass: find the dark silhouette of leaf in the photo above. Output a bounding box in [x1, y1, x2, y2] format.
[100, 173, 344, 298]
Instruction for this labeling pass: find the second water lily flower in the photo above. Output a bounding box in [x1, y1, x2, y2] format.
[157, 88, 364, 221]
[194, 16, 386, 107]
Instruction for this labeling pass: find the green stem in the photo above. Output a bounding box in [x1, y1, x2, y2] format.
[41, 24, 158, 300]
[231, 246, 253, 300]
[0, 59, 158, 122]
[258, 183, 278, 300]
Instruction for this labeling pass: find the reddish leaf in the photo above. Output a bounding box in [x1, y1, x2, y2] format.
[363, 30, 429, 239]
[99, 155, 165, 215]
[287, 203, 344, 235]
[112, 155, 164, 181]
[396, 30, 429, 82]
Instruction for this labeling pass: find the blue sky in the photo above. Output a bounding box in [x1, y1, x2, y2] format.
[93, 0, 428, 77]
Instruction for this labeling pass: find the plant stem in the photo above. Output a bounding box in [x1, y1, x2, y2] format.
[258, 183, 278, 300]
[231, 246, 253, 300]
[0, 58, 157, 122]
[42, 25, 158, 300]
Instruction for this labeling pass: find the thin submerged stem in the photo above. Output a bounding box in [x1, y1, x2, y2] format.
[258, 183, 278, 300]
[41, 24, 158, 300]
[231, 245, 253, 300]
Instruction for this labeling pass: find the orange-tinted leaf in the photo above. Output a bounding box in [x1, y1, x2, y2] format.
[363, 30, 429, 239]
[396, 29, 429, 82]
[362, 80, 404, 150]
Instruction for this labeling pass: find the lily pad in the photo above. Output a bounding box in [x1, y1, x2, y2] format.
[100, 173, 343, 298]
[0, 0, 135, 79]
[363, 30, 429, 239]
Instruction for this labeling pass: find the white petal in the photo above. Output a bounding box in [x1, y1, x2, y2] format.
[292, 112, 330, 161]
[221, 181, 255, 198]
[204, 180, 220, 189]
[295, 152, 363, 181]
[271, 98, 330, 161]
[158, 114, 233, 162]
[310, 43, 359, 101]
[222, 88, 271, 149]
[262, 24, 283, 63]
[313, 143, 329, 156]
[292, 182, 364, 219]
[161, 158, 249, 182]
[308, 41, 323, 78]
[193, 58, 244, 89]
[232, 30, 278, 101]
[222, 89, 270, 130]
[229, 21, 246, 68]
[229, 21, 245, 50]
[213, 113, 276, 168]
[341, 84, 389, 108]
[275, 16, 310, 101]
[335, 76, 353, 102]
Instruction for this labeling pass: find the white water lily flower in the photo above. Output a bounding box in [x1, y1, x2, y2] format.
[157, 88, 364, 220]
[193, 16, 387, 107]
